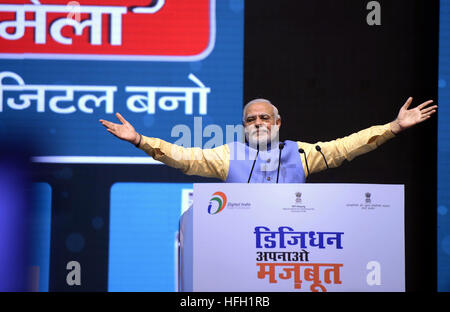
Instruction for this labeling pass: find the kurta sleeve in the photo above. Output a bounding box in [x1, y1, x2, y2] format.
[137, 136, 230, 181]
[297, 123, 396, 177]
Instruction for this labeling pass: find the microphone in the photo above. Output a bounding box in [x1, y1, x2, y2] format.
[247, 145, 259, 183]
[276, 142, 285, 183]
[298, 148, 310, 177]
[315, 145, 329, 169]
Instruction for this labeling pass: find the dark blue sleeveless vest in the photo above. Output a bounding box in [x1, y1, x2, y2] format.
[225, 140, 305, 183]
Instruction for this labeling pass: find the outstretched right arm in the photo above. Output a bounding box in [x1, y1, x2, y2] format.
[99, 113, 229, 180]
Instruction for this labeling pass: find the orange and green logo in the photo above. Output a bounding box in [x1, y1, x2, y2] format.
[207, 191, 227, 214]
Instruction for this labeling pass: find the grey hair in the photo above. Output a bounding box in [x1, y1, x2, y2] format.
[242, 98, 281, 123]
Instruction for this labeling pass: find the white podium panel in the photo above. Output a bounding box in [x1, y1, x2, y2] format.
[190, 183, 404, 292]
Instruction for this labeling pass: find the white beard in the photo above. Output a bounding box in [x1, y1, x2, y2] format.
[244, 124, 280, 149]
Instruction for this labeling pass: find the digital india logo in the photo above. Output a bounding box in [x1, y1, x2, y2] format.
[207, 192, 227, 215]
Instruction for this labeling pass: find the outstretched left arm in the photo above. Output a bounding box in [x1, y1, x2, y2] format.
[298, 96, 437, 177]
[389, 97, 437, 134]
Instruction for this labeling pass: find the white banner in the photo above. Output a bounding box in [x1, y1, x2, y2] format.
[191, 183, 405, 292]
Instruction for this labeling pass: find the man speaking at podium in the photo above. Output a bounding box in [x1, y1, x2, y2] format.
[99, 97, 436, 182]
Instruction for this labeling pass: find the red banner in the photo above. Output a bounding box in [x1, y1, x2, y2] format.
[0, 0, 214, 60]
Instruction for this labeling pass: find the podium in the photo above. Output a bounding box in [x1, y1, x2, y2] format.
[179, 183, 405, 292]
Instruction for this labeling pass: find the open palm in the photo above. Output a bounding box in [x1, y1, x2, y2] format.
[99, 113, 139, 144]
[393, 97, 437, 133]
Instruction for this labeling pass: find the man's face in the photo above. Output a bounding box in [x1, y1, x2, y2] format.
[243, 101, 281, 147]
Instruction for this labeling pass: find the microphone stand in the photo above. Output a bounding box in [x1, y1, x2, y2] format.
[247, 144, 259, 183]
[276, 142, 285, 183]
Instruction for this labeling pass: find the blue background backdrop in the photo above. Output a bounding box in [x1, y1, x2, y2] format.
[438, 0, 450, 292]
[0, 0, 243, 157]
